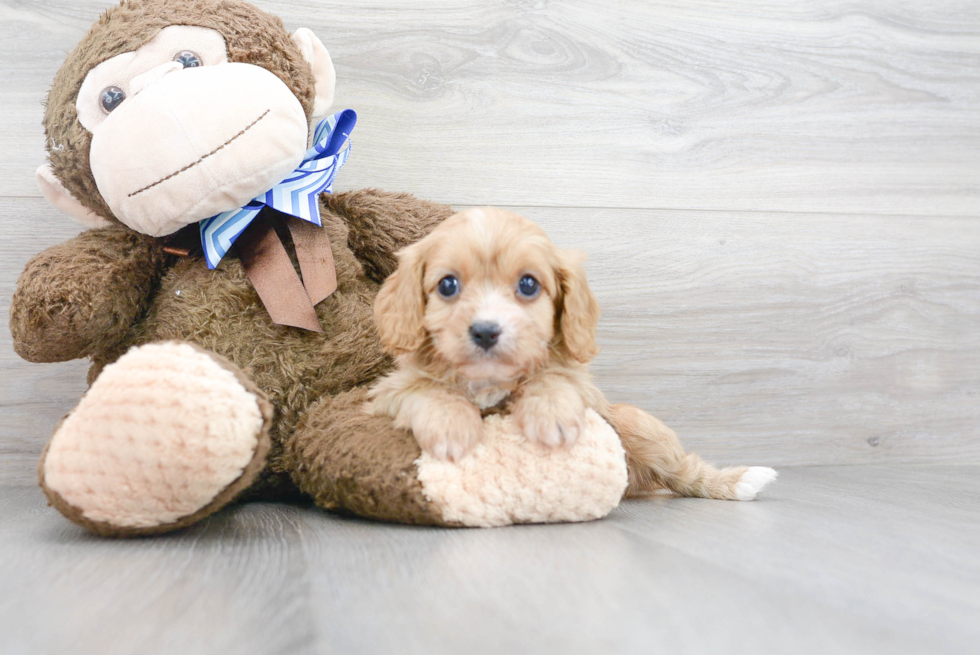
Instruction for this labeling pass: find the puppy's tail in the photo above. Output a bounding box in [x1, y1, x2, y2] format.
[606, 404, 777, 501]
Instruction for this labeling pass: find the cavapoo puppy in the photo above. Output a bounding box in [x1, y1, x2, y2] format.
[369, 207, 776, 501]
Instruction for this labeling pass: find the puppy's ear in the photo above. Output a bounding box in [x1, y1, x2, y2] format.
[375, 242, 427, 354]
[555, 249, 601, 363]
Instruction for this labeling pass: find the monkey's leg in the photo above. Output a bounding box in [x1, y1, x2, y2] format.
[284, 387, 448, 526]
[38, 341, 273, 537]
[608, 404, 777, 501]
[287, 388, 629, 527]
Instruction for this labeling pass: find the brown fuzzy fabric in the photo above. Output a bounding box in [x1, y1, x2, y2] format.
[285, 387, 452, 526]
[16, 0, 460, 535]
[105, 195, 452, 500]
[37, 343, 275, 537]
[43, 0, 317, 223]
[12, 188, 454, 533]
[9, 227, 169, 363]
[326, 189, 458, 284]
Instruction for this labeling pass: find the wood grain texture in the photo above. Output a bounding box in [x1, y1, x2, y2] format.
[1, 0, 978, 214]
[1, 466, 978, 655]
[2, 198, 978, 484]
[0, 199, 86, 486]
[522, 206, 980, 467]
[1, 1, 978, 480]
[1, 4, 976, 652]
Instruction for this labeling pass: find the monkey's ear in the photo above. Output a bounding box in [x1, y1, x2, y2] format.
[36, 163, 113, 229]
[291, 28, 336, 118]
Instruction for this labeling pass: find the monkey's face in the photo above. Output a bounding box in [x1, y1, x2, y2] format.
[41, 1, 336, 237]
[72, 25, 312, 236]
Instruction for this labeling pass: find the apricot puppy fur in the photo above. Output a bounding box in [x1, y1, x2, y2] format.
[369, 208, 777, 501]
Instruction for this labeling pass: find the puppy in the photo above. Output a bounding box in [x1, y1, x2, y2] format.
[370, 208, 777, 501]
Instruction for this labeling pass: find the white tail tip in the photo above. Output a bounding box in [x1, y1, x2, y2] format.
[735, 467, 778, 501]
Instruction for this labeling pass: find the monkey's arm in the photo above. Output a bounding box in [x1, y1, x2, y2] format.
[9, 227, 170, 363]
[325, 189, 454, 283]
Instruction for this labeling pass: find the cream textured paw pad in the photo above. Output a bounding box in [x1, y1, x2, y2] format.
[42, 342, 265, 528]
[416, 409, 628, 527]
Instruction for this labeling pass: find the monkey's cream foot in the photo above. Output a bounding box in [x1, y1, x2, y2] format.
[39, 342, 273, 536]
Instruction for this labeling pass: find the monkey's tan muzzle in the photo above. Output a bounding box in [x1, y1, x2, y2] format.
[90, 62, 309, 236]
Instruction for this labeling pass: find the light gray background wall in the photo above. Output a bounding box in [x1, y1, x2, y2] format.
[2, 0, 978, 484]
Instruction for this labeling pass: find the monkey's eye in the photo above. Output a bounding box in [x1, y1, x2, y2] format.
[437, 275, 460, 299]
[517, 274, 540, 299]
[173, 51, 202, 68]
[99, 86, 126, 114]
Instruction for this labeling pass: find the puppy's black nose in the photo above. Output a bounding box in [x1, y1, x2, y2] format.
[469, 322, 501, 350]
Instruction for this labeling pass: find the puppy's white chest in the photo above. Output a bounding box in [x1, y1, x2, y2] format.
[468, 383, 512, 411]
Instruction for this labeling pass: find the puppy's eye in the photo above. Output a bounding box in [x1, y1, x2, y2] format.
[437, 275, 460, 298]
[517, 274, 540, 299]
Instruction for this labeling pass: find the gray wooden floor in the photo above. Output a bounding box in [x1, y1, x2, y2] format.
[1, 465, 977, 655]
[1, 2, 978, 654]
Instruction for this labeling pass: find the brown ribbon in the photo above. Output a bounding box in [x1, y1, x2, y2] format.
[161, 211, 337, 331]
[287, 216, 337, 306]
[235, 213, 337, 332]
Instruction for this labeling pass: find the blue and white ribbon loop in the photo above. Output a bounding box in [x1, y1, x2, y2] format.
[199, 109, 357, 269]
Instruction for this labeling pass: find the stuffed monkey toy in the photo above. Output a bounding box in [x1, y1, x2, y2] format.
[10, 0, 774, 536]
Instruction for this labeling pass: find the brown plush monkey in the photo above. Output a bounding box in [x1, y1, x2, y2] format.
[11, 0, 774, 536]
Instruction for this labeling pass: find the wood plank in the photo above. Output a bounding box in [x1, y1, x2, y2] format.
[0, 487, 320, 655]
[2, 198, 978, 483]
[1, 466, 978, 654]
[0, 198, 86, 485]
[523, 205, 980, 466]
[1, 0, 978, 215]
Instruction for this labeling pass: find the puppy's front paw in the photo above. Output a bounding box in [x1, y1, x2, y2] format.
[411, 400, 483, 462]
[514, 389, 586, 448]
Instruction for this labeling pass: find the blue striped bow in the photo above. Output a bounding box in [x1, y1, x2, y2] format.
[199, 109, 357, 269]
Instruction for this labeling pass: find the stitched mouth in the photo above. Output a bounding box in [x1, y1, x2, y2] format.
[127, 109, 271, 198]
